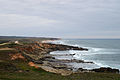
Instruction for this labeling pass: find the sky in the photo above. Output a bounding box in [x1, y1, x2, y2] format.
[0, 0, 120, 38]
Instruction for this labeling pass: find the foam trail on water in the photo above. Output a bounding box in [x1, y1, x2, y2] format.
[93, 61, 110, 67]
[49, 40, 120, 70]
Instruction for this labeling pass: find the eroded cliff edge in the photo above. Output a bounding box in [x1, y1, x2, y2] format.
[11, 42, 119, 76]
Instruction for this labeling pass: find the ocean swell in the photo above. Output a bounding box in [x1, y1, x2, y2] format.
[49, 40, 120, 70]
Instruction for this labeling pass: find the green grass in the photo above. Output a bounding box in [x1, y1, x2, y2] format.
[0, 40, 9, 44]
[0, 61, 120, 80]
[0, 43, 20, 48]
[0, 68, 120, 80]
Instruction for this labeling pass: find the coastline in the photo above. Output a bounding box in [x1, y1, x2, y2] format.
[0, 38, 120, 80]
[14, 41, 119, 75]
[49, 39, 120, 70]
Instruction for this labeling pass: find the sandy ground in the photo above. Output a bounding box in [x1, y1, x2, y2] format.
[0, 43, 9, 46]
[0, 48, 14, 51]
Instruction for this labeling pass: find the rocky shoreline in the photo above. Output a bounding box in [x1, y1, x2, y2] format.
[14, 42, 119, 76]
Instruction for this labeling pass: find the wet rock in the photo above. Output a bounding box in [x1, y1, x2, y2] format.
[39, 56, 55, 61]
[33, 60, 43, 64]
[49, 62, 68, 69]
[60, 59, 84, 63]
[77, 68, 88, 72]
[91, 67, 119, 73]
[60, 59, 94, 64]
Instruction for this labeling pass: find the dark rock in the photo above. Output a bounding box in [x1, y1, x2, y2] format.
[70, 54, 75, 56]
[77, 68, 86, 72]
[85, 61, 94, 64]
[33, 60, 43, 64]
[76, 68, 90, 73]
[25, 69, 30, 72]
[60, 59, 94, 64]
[48, 62, 68, 70]
[39, 56, 55, 61]
[91, 67, 119, 73]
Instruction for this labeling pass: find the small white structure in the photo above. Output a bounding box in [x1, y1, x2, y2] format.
[15, 41, 19, 44]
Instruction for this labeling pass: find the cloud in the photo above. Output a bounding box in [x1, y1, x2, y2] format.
[0, 13, 58, 28]
[0, 0, 120, 38]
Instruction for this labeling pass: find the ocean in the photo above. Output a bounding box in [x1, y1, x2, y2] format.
[49, 39, 120, 70]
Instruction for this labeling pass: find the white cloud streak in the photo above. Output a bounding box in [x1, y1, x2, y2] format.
[0, 13, 58, 27]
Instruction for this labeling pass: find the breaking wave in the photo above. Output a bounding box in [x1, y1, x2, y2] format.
[50, 39, 120, 70]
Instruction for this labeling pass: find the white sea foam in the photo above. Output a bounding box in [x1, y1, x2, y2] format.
[93, 61, 110, 67]
[91, 48, 103, 52]
[49, 40, 120, 70]
[66, 63, 100, 70]
[50, 40, 67, 45]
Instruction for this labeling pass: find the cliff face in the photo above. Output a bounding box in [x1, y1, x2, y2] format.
[15, 43, 88, 61]
[13, 42, 119, 75]
[11, 42, 89, 76]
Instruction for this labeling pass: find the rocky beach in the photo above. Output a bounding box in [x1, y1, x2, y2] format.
[13, 41, 119, 76]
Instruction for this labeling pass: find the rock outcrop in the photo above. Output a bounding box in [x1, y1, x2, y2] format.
[13, 42, 119, 75]
[91, 67, 119, 73]
[15, 43, 88, 61]
[13, 42, 90, 75]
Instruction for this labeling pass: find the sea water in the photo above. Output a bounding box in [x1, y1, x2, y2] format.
[50, 39, 120, 70]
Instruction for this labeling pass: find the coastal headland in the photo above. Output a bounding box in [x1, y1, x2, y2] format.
[0, 36, 120, 80]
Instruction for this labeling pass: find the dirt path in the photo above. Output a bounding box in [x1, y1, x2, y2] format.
[0, 48, 14, 51]
[0, 43, 9, 46]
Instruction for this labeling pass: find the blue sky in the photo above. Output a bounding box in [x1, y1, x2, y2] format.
[0, 0, 120, 38]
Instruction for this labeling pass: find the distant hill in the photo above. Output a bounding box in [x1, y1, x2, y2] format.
[0, 36, 60, 39]
[0, 36, 61, 43]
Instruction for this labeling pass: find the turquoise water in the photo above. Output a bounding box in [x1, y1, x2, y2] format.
[50, 39, 120, 70]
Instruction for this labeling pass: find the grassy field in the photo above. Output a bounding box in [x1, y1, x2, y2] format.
[0, 67, 120, 80]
